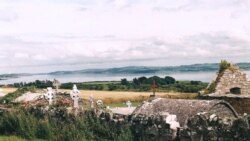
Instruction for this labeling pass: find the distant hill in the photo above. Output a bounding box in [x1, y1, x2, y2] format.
[0, 73, 32, 79]
[48, 63, 250, 75]
[2, 63, 250, 79]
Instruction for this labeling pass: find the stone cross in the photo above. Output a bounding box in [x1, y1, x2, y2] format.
[45, 87, 54, 105]
[126, 101, 132, 108]
[151, 80, 157, 96]
[89, 94, 94, 108]
[70, 84, 80, 109]
[53, 79, 61, 94]
[70, 84, 80, 99]
[73, 95, 79, 109]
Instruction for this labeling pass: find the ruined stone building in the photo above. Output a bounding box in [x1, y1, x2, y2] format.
[203, 63, 250, 114]
[213, 65, 250, 95]
[133, 98, 238, 127]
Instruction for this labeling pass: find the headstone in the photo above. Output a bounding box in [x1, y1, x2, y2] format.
[126, 101, 132, 108]
[73, 95, 79, 109]
[96, 100, 103, 108]
[44, 87, 54, 105]
[70, 84, 80, 99]
[70, 85, 80, 109]
[89, 94, 94, 108]
[53, 79, 61, 94]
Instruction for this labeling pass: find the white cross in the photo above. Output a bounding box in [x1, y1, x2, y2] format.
[126, 101, 132, 108]
[45, 87, 54, 105]
[70, 84, 80, 99]
[89, 94, 94, 108]
[73, 95, 79, 109]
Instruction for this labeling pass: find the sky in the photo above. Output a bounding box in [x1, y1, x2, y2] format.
[0, 0, 250, 73]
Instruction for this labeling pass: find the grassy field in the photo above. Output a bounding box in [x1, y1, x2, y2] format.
[60, 89, 197, 99]
[0, 87, 17, 94]
[60, 89, 198, 105]
[0, 87, 198, 106]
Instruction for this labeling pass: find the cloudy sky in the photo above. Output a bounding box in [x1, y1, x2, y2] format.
[0, 0, 250, 73]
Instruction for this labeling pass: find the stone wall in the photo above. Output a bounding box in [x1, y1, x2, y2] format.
[215, 69, 250, 95]
[202, 96, 250, 114]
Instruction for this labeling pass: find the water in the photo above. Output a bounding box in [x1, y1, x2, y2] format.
[1, 71, 250, 84]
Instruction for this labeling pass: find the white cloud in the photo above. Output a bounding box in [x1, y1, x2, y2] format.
[0, 0, 250, 73]
[33, 54, 48, 61]
[14, 52, 29, 59]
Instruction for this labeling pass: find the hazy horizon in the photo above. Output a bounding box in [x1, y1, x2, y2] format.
[1, 61, 250, 75]
[1, 0, 250, 73]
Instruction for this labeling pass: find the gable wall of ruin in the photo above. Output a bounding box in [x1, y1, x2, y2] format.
[215, 69, 250, 95]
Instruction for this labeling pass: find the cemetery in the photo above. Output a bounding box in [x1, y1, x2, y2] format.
[0, 62, 250, 141]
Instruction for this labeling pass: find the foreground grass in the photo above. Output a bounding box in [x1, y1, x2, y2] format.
[0, 136, 45, 141]
[0, 109, 133, 141]
[0, 136, 25, 141]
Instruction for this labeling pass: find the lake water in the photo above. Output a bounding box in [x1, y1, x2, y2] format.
[1, 71, 250, 84]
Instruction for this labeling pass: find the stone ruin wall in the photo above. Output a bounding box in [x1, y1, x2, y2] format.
[215, 69, 250, 95]
[203, 96, 250, 115]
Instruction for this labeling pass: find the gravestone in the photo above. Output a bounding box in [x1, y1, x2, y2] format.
[70, 84, 80, 109]
[89, 94, 94, 109]
[126, 101, 132, 108]
[96, 100, 103, 108]
[95, 100, 104, 117]
[70, 84, 80, 99]
[44, 87, 54, 105]
[73, 95, 79, 109]
[53, 79, 61, 94]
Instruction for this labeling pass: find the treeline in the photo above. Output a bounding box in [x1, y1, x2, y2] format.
[11, 80, 53, 88]
[9, 76, 208, 93]
[60, 76, 208, 93]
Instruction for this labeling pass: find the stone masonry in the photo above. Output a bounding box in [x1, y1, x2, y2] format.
[204, 64, 250, 114]
[214, 67, 250, 95]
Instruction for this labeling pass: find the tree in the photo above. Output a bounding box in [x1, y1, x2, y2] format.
[133, 78, 140, 85]
[164, 76, 175, 84]
[121, 78, 129, 85]
[138, 76, 147, 84]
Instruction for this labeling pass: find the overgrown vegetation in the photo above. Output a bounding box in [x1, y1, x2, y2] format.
[219, 60, 231, 73]
[0, 109, 133, 141]
[0, 108, 249, 141]
[0, 136, 27, 141]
